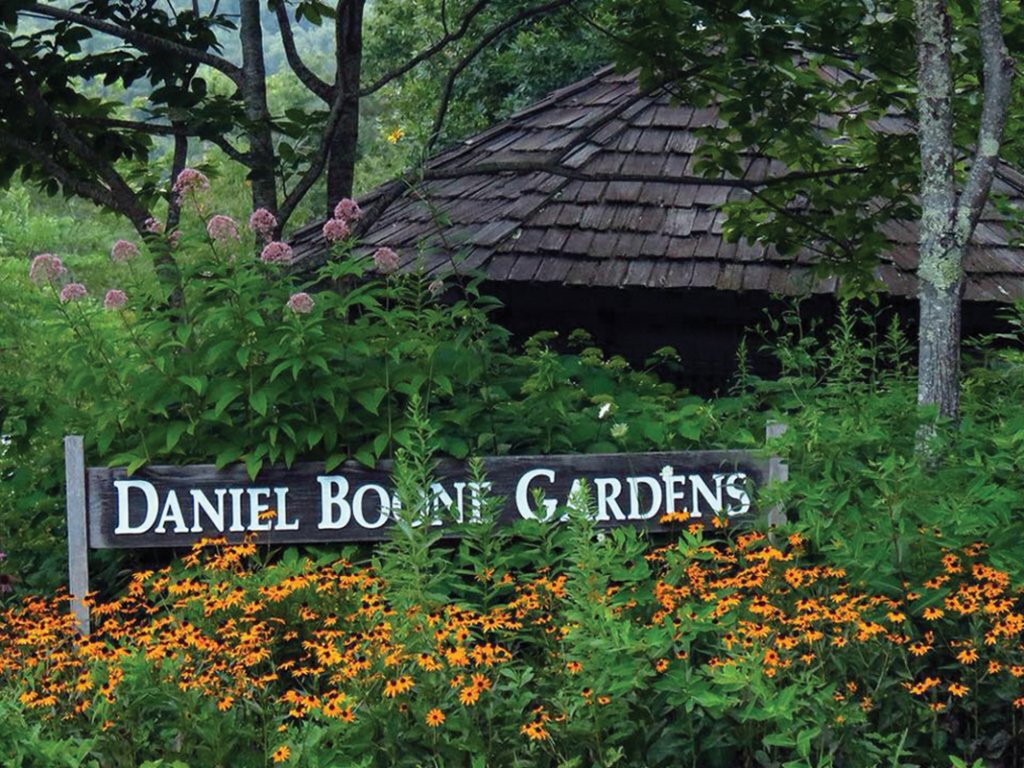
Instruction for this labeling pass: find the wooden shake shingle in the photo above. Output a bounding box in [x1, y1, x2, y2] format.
[291, 66, 1024, 301]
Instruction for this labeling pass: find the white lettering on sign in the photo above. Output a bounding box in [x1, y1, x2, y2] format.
[318, 476, 351, 529]
[154, 490, 188, 534]
[627, 476, 662, 520]
[190, 488, 226, 533]
[725, 472, 752, 515]
[113, 480, 159, 534]
[275, 487, 299, 530]
[352, 484, 391, 529]
[593, 477, 625, 521]
[105, 465, 757, 540]
[515, 468, 557, 520]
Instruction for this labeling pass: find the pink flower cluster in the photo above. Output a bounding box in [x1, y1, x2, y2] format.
[321, 197, 362, 245]
[334, 198, 362, 223]
[110, 239, 139, 263]
[172, 168, 210, 200]
[286, 292, 315, 314]
[260, 241, 293, 264]
[249, 208, 277, 242]
[103, 289, 127, 310]
[373, 246, 400, 275]
[322, 217, 350, 243]
[207, 215, 240, 243]
[59, 283, 87, 303]
[29, 253, 66, 285]
[143, 217, 164, 234]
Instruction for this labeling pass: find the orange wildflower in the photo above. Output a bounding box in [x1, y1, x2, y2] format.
[520, 721, 550, 741]
[272, 745, 291, 764]
[383, 676, 414, 698]
[459, 685, 481, 706]
[956, 647, 979, 665]
[908, 641, 932, 657]
[425, 708, 445, 727]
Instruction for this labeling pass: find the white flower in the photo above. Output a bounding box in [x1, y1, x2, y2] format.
[598, 402, 612, 420]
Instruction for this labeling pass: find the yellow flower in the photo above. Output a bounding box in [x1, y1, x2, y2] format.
[907, 641, 932, 657]
[948, 682, 969, 698]
[383, 676, 414, 698]
[272, 745, 291, 764]
[956, 647, 979, 665]
[459, 685, 481, 706]
[520, 721, 550, 741]
[386, 127, 404, 144]
[425, 708, 445, 727]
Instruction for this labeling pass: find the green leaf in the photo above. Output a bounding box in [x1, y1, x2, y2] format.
[250, 390, 268, 416]
[355, 387, 387, 415]
[679, 422, 703, 441]
[213, 387, 242, 418]
[245, 454, 263, 480]
[178, 375, 207, 395]
[165, 421, 188, 452]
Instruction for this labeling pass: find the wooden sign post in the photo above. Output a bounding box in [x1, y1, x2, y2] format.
[64, 436, 90, 635]
[65, 437, 787, 634]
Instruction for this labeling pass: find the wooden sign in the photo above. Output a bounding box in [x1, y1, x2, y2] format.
[83, 452, 774, 549]
[65, 436, 787, 633]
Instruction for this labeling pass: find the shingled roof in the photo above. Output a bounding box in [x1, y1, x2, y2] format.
[291, 65, 1024, 302]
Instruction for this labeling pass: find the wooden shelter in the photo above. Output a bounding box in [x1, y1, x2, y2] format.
[291, 66, 1024, 390]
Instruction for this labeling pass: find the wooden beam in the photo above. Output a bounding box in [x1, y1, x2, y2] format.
[64, 435, 90, 635]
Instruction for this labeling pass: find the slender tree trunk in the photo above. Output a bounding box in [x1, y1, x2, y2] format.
[327, 0, 364, 210]
[914, 0, 1012, 423]
[917, 278, 963, 418]
[914, 0, 959, 420]
[239, 0, 278, 217]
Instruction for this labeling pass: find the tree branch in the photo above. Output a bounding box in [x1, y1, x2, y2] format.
[0, 45, 151, 228]
[165, 123, 189, 231]
[0, 130, 124, 213]
[272, 0, 332, 101]
[425, 0, 575, 153]
[278, 91, 348, 225]
[955, 0, 1014, 242]
[25, 3, 243, 86]
[67, 115, 251, 165]
[358, 0, 493, 96]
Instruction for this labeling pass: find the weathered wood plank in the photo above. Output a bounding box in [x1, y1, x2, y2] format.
[86, 451, 772, 549]
[65, 436, 90, 634]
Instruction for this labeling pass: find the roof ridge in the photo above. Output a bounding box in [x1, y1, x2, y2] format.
[426, 65, 631, 171]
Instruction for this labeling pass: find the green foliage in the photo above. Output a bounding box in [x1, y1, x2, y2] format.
[5, 481, 1024, 766]
[732, 300, 1024, 594]
[0, 191, 726, 592]
[608, 0, 1024, 294]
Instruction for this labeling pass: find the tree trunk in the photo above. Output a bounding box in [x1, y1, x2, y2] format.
[917, 275, 963, 418]
[914, 0, 960, 421]
[914, 0, 1012, 424]
[327, 0, 365, 210]
[239, 0, 278, 218]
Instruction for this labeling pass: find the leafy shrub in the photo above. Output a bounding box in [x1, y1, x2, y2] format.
[2, 506, 1022, 767]
[0, 176, 734, 591]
